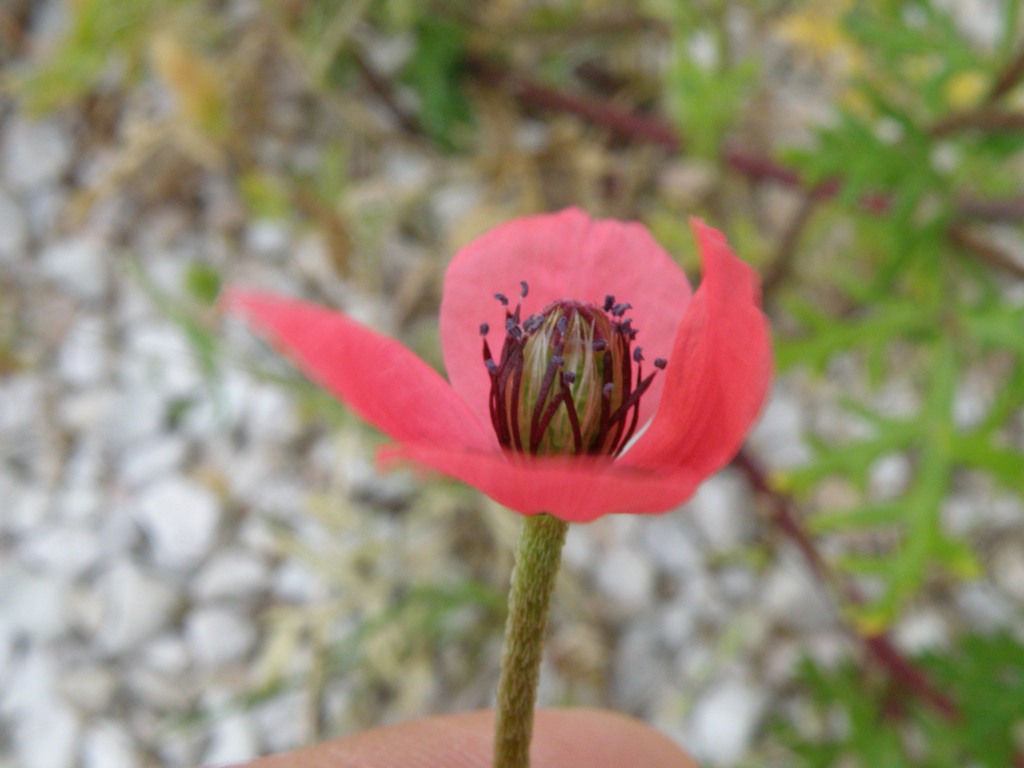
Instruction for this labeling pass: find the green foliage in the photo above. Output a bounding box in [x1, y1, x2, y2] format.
[774, 1, 1024, 627]
[13, 0, 1022, 763]
[185, 263, 222, 306]
[401, 16, 474, 151]
[772, 633, 1024, 768]
[665, 7, 758, 160]
[13, 0, 181, 111]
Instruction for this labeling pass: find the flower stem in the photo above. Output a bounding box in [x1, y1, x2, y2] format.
[493, 512, 569, 768]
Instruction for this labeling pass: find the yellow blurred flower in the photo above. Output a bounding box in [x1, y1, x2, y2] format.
[945, 70, 988, 110]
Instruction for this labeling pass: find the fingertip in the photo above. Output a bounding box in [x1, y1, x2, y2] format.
[532, 708, 697, 768]
[231, 708, 697, 768]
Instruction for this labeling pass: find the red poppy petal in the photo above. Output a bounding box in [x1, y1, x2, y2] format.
[225, 290, 497, 453]
[620, 219, 772, 476]
[381, 444, 701, 523]
[440, 208, 692, 429]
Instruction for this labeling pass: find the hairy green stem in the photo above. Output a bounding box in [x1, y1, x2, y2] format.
[493, 513, 569, 768]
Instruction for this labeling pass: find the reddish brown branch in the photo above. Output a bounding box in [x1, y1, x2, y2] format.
[732, 448, 960, 721]
[987, 42, 1024, 104]
[956, 193, 1024, 223]
[949, 224, 1024, 280]
[761, 193, 820, 299]
[930, 108, 1024, 137]
[467, 55, 682, 150]
[467, 57, 1023, 223]
[351, 45, 427, 139]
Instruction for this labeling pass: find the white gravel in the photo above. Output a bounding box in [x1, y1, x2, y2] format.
[1, 5, 1017, 768]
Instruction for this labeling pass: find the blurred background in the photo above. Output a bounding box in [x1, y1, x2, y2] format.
[1, 1, 1023, 766]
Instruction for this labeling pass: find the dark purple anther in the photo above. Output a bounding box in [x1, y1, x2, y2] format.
[524, 314, 543, 333]
[480, 323, 490, 336]
[520, 280, 529, 298]
[654, 358, 667, 370]
[479, 295, 666, 458]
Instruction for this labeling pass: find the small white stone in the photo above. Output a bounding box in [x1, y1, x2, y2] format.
[954, 583, 1014, 631]
[3, 116, 73, 192]
[561, 526, 596, 572]
[718, 566, 758, 603]
[4, 483, 49, 535]
[95, 562, 178, 652]
[684, 573, 728, 625]
[943, 491, 1023, 535]
[152, 725, 206, 768]
[596, 548, 655, 612]
[0, 185, 28, 264]
[3, 654, 80, 768]
[272, 560, 324, 602]
[40, 236, 108, 301]
[245, 219, 291, 259]
[124, 668, 192, 713]
[12, 703, 80, 768]
[431, 182, 482, 232]
[252, 691, 310, 753]
[641, 515, 703, 574]
[185, 607, 257, 666]
[868, 453, 910, 500]
[762, 639, 802, 684]
[0, 373, 44, 435]
[62, 434, 106, 488]
[658, 602, 696, 646]
[201, 710, 259, 767]
[685, 677, 765, 767]
[59, 665, 118, 714]
[122, 322, 202, 398]
[19, 524, 102, 578]
[935, 0, 1001, 45]
[25, 186, 66, 239]
[612, 623, 668, 712]
[117, 436, 188, 488]
[687, 471, 754, 553]
[81, 721, 140, 768]
[142, 633, 191, 675]
[57, 316, 108, 386]
[748, 384, 812, 469]
[56, 388, 115, 433]
[193, 549, 269, 602]
[133, 478, 222, 570]
[0, 562, 68, 640]
[761, 554, 832, 631]
[54, 487, 100, 531]
[892, 609, 949, 653]
[991, 542, 1024, 600]
[246, 384, 302, 443]
[107, 387, 165, 447]
[383, 150, 432, 190]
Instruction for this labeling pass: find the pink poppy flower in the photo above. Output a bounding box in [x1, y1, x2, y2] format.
[225, 208, 771, 523]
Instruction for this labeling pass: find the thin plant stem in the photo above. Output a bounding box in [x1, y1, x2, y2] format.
[493, 513, 569, 768]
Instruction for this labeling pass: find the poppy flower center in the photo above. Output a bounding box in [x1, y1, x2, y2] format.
[481, 286, 666, 457]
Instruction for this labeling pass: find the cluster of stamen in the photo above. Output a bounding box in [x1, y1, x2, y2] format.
[481, 282, 667, 457]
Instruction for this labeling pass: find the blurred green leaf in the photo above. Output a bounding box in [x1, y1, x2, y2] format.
[401, 17, 473, 150]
